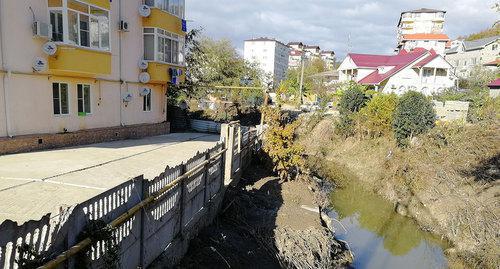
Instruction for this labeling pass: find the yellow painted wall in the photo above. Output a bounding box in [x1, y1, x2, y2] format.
[148, 62, 186, 84]
[143, 9, 185, 36]
[49, 45, 112, 77]
[80, 0, 110, 10]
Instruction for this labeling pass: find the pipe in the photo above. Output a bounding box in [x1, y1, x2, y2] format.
[118, 0, 124, 126]
[0, 0, 12, 137]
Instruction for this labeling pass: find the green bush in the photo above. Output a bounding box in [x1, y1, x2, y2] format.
[393, 91, 436, 146]
[357, 93, 398, 137]
[335, 83, 368, 137]
[338, 83, 368, 114]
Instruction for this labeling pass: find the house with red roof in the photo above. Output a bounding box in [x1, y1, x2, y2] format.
[488, 78, 500, 98]
[338, 48, 456, 95]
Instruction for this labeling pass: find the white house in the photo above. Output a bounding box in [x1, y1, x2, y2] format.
[244, 37, 290, 87]
[338, 48, 456, 95]
[445, 36, 499, 77]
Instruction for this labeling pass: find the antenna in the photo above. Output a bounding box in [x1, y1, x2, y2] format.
[348, 33, 352, 53]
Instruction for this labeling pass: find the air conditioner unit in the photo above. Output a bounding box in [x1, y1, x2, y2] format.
[119, 20, 129, 32]
[33, 21, 52, 40]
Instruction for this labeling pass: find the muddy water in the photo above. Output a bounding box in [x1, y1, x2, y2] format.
[328, 180, 449, 269]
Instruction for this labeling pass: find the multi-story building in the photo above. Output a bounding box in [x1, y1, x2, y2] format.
[0, 0, 186, 145]
[244, 37, 290, 87]
[396, 8, 449, 55]
[303, 45, 321, 58]
[445, 36, 499, 77]
[287, 42, 304, 69]
[320, 50, 336, 70]
[338, 48, 456, 96]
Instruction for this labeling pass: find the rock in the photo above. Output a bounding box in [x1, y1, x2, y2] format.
[395, 202, 408, 216]
[444, 247, 457, 255]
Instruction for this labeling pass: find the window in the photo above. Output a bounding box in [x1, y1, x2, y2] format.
[423, 68, 433, 77]
[53, 83, 69, 115]
[49, 0, 110, 51]
[436, 69, 447, 76]
[145, 0, 185, 18]
[77, 84, 91, 115]
[493, 44, 498, 50]
[143, 92, 152, 112]
[143, 27, 185, 65]
[50, 10, 63, 41]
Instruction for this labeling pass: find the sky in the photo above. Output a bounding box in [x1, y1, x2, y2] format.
[187, 0, 498, 59]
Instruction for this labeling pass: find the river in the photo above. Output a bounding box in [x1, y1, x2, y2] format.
[328, 179, 450, 269]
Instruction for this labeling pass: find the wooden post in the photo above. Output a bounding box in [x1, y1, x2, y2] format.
[203, 151, 210, 203]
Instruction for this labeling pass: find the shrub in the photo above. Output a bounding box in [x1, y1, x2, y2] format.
[263, 107, 304, 181]
[393, 91, 436, 146]
[357, 93, 398, 137]
[335, 83, 368, 137]
[338, 83, 368, 115]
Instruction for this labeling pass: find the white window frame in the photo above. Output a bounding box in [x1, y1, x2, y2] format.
[77, 84, 92, 115]
[48, 0, 110, 52]
[52, 82, 70, 116]
[143, 91, 152, 112]
[143, 27, 185, 66]
[145, 0, 185, 19]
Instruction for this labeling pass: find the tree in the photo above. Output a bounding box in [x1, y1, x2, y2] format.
[357, 93, 398, 137]
[169, 28, 264, 107]
[393, 91, 436, 146]
[262, 107, 304, 181]
[335, 82, 368, 137]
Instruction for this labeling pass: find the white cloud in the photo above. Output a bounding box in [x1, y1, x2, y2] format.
[187, 0, 498, 59]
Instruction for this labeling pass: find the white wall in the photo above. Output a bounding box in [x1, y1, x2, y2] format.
[244, 40, 290, 87]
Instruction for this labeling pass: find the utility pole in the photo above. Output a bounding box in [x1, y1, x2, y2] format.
[298, 52, 305, 105]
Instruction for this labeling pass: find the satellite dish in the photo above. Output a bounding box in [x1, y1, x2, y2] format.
[138, 60, 149, 70]
[33, 57, 48, 72]
[42, 42, 57, 56]
[122, 92, 133, 102]
[139, 87, 151, 96]
[139, 5, 151, 17]
[139, 72, 151, 84]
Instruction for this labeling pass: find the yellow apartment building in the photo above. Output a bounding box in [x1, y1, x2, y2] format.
[0, 0, 187, 153]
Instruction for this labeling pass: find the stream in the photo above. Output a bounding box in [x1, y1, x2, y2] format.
[328, 179, 450, 269]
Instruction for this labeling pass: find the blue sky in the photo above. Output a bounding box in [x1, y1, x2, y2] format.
[187, 0, 498, 58]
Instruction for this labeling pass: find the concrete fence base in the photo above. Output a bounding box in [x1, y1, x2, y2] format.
[0, 122, 260, 269]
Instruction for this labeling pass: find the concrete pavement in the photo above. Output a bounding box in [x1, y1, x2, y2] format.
[0, 133, 220, 223]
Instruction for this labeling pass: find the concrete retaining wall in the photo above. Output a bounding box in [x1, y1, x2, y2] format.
[0, 122, 170, 155]
[0, 122, 260, 269]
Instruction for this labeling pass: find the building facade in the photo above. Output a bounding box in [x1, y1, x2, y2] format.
[0, 0, 187, 140]
[338, 48, 456, 96]
[320, 50, 336, 70]
[445, 36, 499, 77]
[396, 8, 449, 55]
[244, 37, 290, 87]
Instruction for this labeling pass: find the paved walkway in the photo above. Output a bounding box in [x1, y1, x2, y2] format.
[0, 133, 220, 224]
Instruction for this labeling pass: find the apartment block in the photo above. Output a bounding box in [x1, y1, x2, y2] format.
[445, 36, 499, 77]
[396, 8, 449, 55]
[244, 37, 290, 87]
[0, 0, 186, 143]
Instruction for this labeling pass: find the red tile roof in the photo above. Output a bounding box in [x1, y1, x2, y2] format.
[402, 33, 450, 40]
[484, 59, 500, 66]
[347, 48, 432, 85]
[488, 78, 500, 87]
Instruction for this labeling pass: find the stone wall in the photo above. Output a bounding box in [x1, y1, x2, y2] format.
[0, 122, 170, 155]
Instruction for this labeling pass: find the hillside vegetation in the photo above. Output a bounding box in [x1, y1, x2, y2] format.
[459, 24, 500, 41]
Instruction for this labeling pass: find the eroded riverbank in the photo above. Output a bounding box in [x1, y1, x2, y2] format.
[175, 161, 352, 268]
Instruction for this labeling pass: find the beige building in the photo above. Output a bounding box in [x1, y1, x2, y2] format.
[445, 36, 499, 77]
[0, 0, 186, 147]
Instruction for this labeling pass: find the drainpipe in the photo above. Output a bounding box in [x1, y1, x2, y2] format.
[118, 0, 124, 126]
[0, 0, 12, 137]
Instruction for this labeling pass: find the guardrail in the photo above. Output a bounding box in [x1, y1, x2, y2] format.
[0, 122, 262, 269]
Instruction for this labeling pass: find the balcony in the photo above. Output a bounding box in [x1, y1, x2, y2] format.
[48, 45, 111, 77]
[143, 8, 185, 36]
[147, 62, 186, 84]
